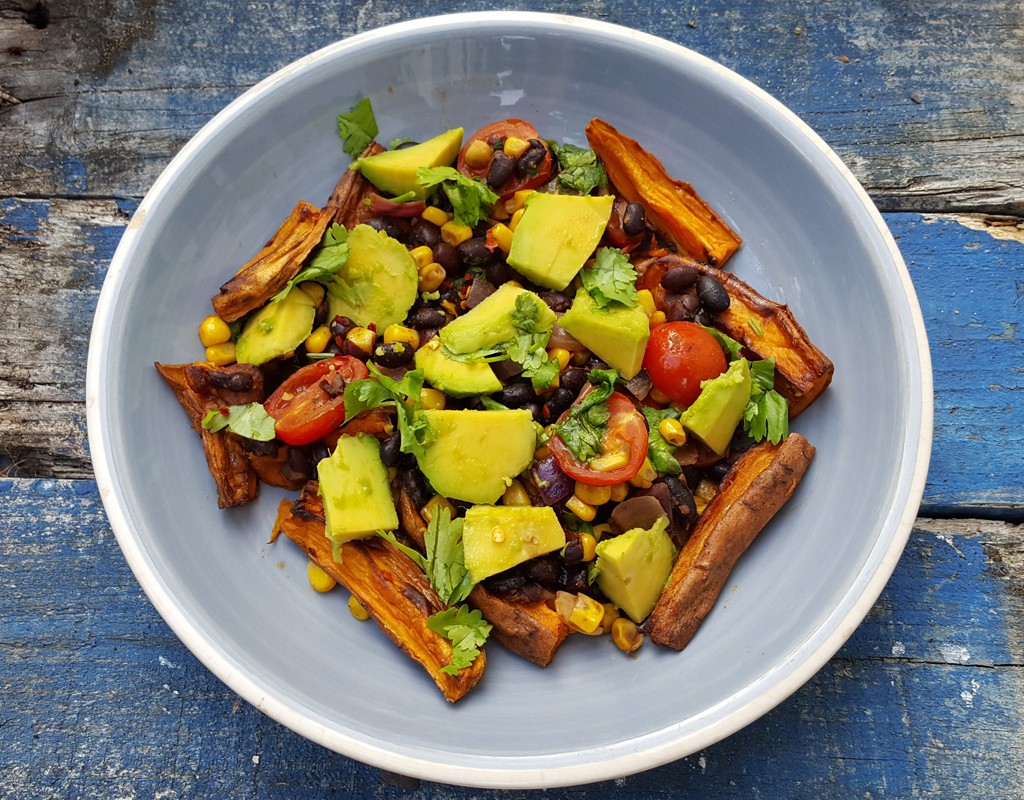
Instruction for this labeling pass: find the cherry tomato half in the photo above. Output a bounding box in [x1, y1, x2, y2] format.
[457, 119, 554, 199]
[643, 322, 728, 407]
[264, 356, 369, 446]
[549, 392, 649, 486]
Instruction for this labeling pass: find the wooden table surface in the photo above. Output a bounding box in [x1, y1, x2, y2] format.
[2, 1, 1022, 797]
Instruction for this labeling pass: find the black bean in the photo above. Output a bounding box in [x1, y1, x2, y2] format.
[483, 260, 511, 285]
[515, 139, 547, 178]
[487, 151, 516, 188]
[206, 370, 254, 393]
[559, 367, 588, 397]
[329, 315, 356, 339]
[697, 274, 730, 312]
[407, 306, 446, 329]
[487, 571, 527, 595]
[543, 387, 576, 421]
[457, 236, 492, 266]
[394, 139, 420, 150]
[524, 556, 559, 587]
[664, 294, 695, 322]
[432, 241, 459, 272]
[561, 534, 584, 565]
[380, 217, 410, 242]
[538, 290, 572, 313]
[281, 444, 313, 482]
[522, 399, 544, 424]
[309, 441, 330, 465]
[498, 381, 534, 408]
[661, 264, 700, 293]
[410, 219, 441, 248]
[373, 341, 414, 368]
[318, 371, 347, 398]
[693, 309, 716, 327]
[559, 564, 590, 594]
[401, 468, 432, 508]
[379, 432, 402, 467]
[241, 437, 278, 456]
[622, 202, 647, 236]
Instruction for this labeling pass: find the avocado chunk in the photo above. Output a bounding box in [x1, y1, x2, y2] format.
[416, 409, 537, 504]
[595, 515, 677, 623]
[317, 434, 399, 559]
[326, 224, 418, 331]
[414, 338, 502, 397]
[507, 193, 614, 290]
[439, 283, 556, 356]
[462, 505, 566, 585]
[558, 287, 651, 379]
[351, 127, 464, 199]
[679, 357, 752, 455]
[235, 285, 317, 365]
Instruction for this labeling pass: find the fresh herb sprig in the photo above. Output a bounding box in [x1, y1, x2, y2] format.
[580, 247, 639, 309]
[551, 368, 619, 462]
[342, 364, 433, 459]
[337, 97, 378, 158]
[416, 166, 498, 227]
[427, 605, 492, 676]
[201, 402, 277, 441]
[270, 223, 350, 304]
[549, 141, 606, 195]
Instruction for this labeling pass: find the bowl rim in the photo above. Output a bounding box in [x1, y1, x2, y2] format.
[86, 10, 933, 788]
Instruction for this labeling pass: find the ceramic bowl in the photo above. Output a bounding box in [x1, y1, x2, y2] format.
[87, 12, 932, 789]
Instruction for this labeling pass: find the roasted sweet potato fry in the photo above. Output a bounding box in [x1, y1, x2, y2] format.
[154, 362, 263, 508]
[396, 488, 570, 667]
[646, 433, 816, 650]
[211, 200, 333, 323]
[638, 254, 834, 416]
[325, 141, 386, 229]
[276, 482, 485, 703]
[586, 118, 742, 267]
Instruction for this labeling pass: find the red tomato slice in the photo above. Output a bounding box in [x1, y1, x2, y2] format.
[643, 322, 728, 406]
[549, 392, 649, 486]
[457, 119, 554, 199]
[264, 356, 369, 446]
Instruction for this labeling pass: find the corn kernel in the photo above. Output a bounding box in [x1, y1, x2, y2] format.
[299, 281, 325, 306]
[419, 387, 447, 410]
[547, 347, 571, 371]
[348, 594, 371, 621]
[421, 494, 457, 524]
[198, 315, 232, 347]
[650, 310, 667, 327]
[304, 325, 332, 354]
[578, 532, 598, 562]
[534, 444, 551, 460]
[463, 138, 493, 169]
[345, 326, 376, 357]
[599, 602, 621, 634]
[637, 289, 656, 317]
[608, 483, 630, 503]
[503, 135, 530, 158]
[502, 479, 531, 506]
[592, 522, 614, 541]
[509, 207, 526, 231]
[571, 349, 591, 366]
[555, 591, 605, 635]
[612, 617, 644, 653]
[307, 562, 337, 593]
[440, 220, 473, 246]
[507, 189, 535, 214]
[565, 495, 596, 522]
[694, 478, 718, 514]
[649, 387, 672, 405]
[658, 417, 687, 446]
[575, 481, 612, 506]
[488, 222, 514, 254]
[383, 323, 420, 350]
[409, 245, 435, 269]
[417, 262, 447, 293]
[205, 341, 237, 366]
[629, 458, 657, 489]
[588, 450, 630, 473]
[421, 206, 450, 227]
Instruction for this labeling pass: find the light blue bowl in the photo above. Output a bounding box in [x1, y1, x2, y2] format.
[87, 12, 932, 789]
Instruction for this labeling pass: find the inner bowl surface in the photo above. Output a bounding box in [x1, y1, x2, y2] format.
[87, 12, 931, 789]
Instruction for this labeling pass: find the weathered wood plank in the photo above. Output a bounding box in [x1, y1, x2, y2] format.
[1, 0, 1021, 211]
[3, 203, 1019, 515]
[2, 479, 1022, 797]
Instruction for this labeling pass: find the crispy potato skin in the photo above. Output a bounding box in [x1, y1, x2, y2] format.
[637, 254, 834, 416]
[276, 483, 485, 703]
[646, 434, 816, 651]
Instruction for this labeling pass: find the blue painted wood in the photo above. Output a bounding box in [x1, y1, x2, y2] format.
[3, 480, 1022, 797]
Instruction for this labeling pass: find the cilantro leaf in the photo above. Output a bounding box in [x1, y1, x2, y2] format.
[742, 358, 789, 444]
[700, 324, 744, 360]
[270, 223, 349, 303]
[641, 406, 683, 475]
[342, 364, 433, 459]
[580, 247, 639, 309]
[427, 605, 492, 675]
[549, 141, 607, 195]
[201, 402, 277, 441]
[551, 369, 619, 462]
[422, 505, 474, 605]
[338, 98, 378, 159]
[416, 166, 498, 227]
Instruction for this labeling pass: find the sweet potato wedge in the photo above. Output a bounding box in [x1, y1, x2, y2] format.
[325, 141, 386, 229]
[397, 488, 570, 667]
[211, 200, 333, 323]
[637, 254, 834, 416]
[586, 118, 742, 267]
[276, 482, 485, 703]
[646, 433, 815, 651]
[154, 362, 263, 508]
